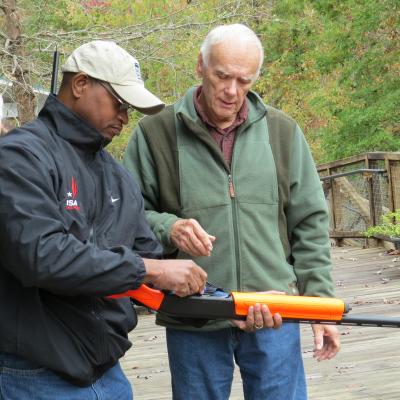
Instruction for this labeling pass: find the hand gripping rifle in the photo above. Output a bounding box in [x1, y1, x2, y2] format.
[109, 283, 400, 328]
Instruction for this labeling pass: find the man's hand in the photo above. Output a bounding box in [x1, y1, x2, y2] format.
[143, 258, 207, 297]
[312, 324, 340, 361]
[231, 291, 285, 332]
[170, 219, 216, 257]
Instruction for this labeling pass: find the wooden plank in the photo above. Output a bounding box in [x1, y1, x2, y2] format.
[317, 152, 400, 172]
[121, 245, 400, 399]
[304, 246, 400, 400]
[329, 230, 366, 238]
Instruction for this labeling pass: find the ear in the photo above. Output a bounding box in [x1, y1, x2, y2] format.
[70, 73, 91, 99]
[196, 53, 204, 78]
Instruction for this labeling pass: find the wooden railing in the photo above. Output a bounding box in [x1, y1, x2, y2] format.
[317, 152, 400, 243]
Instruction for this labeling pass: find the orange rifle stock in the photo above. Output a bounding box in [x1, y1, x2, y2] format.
[109, 284, 400, 328]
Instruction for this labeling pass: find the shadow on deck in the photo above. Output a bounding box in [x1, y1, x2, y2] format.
[121, 245, 400, 399]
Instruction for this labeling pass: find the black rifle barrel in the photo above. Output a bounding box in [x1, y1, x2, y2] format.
[293, 314, 400, 328]
[50, 49, 60, 96]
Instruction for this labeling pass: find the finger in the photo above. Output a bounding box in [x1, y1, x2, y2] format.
[179, 236, 205, 257]
[260, 304, 274, 328]
[206, 235, 216, 251]
[187, 232, 211, 256]
[173, 219, 214, 256]
[245, 305, 255, 331]
[192, 269, 207, 293]
[328, 346, 340, 359]
[314, 337, 333, 359]
[272, 313, 283, 329]
[175, 282, 193, 297]
[188, 275, 204, 294]
[252, 303, 264, 329]
[312, 325, 324, 352]
[185, 264, 208, 295]
[190, 220, 215, 253]
[188, 281, 200, 296]
[177, 226, 209, 256]
[173, 287, 188, 297]
[314, 326, 340, 361]
[170, 220, 205, 256]
[313, 341, 335, 361]
[324, 338, 340, 360]
[231, 319, 247, 331]
[314, 336, 323, 353]
[261, 304, 282, 329]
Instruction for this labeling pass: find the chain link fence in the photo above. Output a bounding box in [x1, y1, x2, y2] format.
[321, 169, 387, 234]
[317, 152, 400, 245]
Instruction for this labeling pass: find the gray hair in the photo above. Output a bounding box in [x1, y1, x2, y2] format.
[200, 24, 264, 78]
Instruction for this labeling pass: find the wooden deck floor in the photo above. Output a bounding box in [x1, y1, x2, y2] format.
[120, 246, 400, 399]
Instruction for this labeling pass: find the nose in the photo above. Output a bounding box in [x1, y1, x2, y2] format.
[224, 79, 237, 97]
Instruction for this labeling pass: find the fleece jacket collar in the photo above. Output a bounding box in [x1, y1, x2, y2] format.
[38, 94, 108, 152]
[175, 86, 268, 131]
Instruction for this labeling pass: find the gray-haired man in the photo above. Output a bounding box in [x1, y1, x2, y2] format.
[124, 24, 340, 400]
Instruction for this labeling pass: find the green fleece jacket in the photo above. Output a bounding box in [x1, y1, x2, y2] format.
[123, 87, 334, 331]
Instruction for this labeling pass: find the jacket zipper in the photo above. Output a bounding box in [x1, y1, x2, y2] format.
[87, 156, 107, 366]
[228, 173, 242, 290]
[228, 174, 235, 198]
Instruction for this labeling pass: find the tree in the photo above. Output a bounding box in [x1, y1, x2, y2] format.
[255, 0, 400, 163]
[1, 0, 398, 162]
[0, 0, 35, 123]
[0, 0, 268, 132]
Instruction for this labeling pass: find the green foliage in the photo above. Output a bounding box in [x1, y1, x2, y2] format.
[364, 210, 400, 238]
[255, 0, 400, 163]
[3, 0, 399, 162]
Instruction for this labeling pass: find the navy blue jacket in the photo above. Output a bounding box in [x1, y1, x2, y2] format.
[0, 95, 162, 386]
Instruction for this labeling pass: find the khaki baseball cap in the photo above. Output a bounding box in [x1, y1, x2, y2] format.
[62, 40, 165, 115]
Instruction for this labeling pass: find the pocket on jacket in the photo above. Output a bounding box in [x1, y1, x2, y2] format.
[231, 139, 279, 205]
[58, 198, 89, 242]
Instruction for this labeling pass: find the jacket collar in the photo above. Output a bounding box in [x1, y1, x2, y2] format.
[38, 94, 108, 152]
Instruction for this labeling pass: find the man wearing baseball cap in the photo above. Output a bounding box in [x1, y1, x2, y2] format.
[62, 40, 165, 116]
[0, 41, 207, 399]
[60, 40, 165, 141]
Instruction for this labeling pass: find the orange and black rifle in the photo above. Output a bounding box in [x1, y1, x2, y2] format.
[109, 283, 400, 328]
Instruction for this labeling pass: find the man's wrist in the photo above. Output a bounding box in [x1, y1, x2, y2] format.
[142, 258, 164, 284]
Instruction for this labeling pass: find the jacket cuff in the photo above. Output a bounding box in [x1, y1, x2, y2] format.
[132, 255, 147, 289]
[153, 215, 181, 254]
